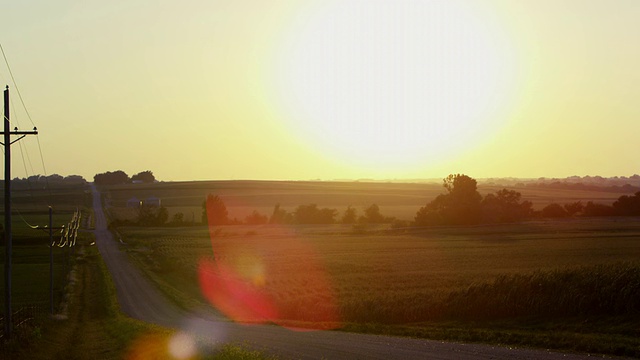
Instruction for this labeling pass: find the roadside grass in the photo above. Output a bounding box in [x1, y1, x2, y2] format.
[4, 236, 278, 359]
[116, 220, 640, 357]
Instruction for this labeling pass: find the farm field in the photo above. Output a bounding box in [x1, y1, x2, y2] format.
[116, 217, 640, 355]
[0, 181, 92, 341]
[103, 180, 630, 222]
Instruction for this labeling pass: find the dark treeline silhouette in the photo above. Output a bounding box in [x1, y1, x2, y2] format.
[417, 174, 640, 224]
[200, 193, 396, 226]
[112, 178, 640, 229]
[540, 191, 640, 218]
[414, 174, 533, 226]
[10, 174, 86, 187]
[94, 170, 156, 186]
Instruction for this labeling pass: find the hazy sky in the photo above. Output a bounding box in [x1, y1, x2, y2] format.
[1, 0, 639, 181]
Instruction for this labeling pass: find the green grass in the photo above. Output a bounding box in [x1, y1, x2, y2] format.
[115, 218, 640, 357]
[0, 232, 79, 310]
[3, 232, 277, 359]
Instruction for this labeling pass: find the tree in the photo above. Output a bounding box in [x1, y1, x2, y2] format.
[541, 203, 568, 218]
[138, 204, 168, 226]
[563, 201, 584, 216]
[361, 204, 386, 223]
[415, 174, 482, 226]
[612, 192, 640, 216]
[414, 194, 449, 226]
[245, 210, 268, 225]
[341, 206, 357, 224]
[94, 170, 130, 185]
[131, 170, 156, 183]
[582, 201, 615, 217]
[481, 189, 532, 223]
[170, 212, 185, 225]
[269, 204, 291, 224]
[202, 194, 229, 225]
[293, 204, 337, 224]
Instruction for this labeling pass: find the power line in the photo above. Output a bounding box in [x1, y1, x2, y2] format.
[0, 41, 52, 204]
[0, 42, 36, 127]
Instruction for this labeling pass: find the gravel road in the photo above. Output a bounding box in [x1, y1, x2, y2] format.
[91, 184, 619, 360]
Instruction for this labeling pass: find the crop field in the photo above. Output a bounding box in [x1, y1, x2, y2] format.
[0, 182, 91, 319]
[119, 218, 640, 326]
[110, 181, 640, 355]
[103, 180, 630, 222]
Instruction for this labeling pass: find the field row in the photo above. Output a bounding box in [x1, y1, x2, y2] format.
[119, 218, 640, 325]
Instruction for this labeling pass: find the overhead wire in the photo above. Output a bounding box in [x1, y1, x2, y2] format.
[0, 42, 36, 128]
[2, 43, 80, 249]
[0, 41, 54, 235]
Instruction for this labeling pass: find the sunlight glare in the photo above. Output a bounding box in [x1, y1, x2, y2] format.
[271, 0, 517, 172]
[167, 332, 197, 360]
[198, 196, 340, 330]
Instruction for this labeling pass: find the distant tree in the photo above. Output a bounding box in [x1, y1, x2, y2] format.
[582, 201, 616, 217]
[131, 170, 156, 183]
[341, 206, 358, 224]
[415, 174, 482, 226]
[293, 204, 337, 224]
[170, 212, 185, 225]
[612, 192, 640, 216]
[138, 204, 168, 226]
[47, 174, 64, 183]
[563, 201, 584, 216]
[202, 194, 229, 226]
[156, 206, 169, 225]
[362, 204, 385, 223]
[94, 170, 130, 186]
[541, 203, 569, 218]
[414, 194, 449, 226]
[269, 204, 291, 224]
[245, 210, 268, 225]
[63, 175, 86, 184]
[481, 189, 533, 223]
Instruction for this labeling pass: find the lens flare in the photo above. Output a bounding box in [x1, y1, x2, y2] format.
[198, 197, 340, 330]
[168, 332, 197, 360]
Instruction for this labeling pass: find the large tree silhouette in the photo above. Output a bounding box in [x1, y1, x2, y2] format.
[202, 194, 229, 225]
[415, 174, 482, 226]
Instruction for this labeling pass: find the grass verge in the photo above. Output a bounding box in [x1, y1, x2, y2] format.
[3, 238, 277, 360]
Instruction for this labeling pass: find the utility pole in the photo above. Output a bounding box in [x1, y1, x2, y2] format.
[2, 85, 37, 339]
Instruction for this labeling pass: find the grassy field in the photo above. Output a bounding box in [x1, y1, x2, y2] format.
[117, 217, 640, 357]
[0, 184, 92, 315]
[103, 180, 630, 222]
[3, 234, 277, 360]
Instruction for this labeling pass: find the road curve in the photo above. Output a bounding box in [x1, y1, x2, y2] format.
[91, 184, 615, 360]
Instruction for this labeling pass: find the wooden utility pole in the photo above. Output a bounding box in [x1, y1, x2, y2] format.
[2, 85, 38, 339]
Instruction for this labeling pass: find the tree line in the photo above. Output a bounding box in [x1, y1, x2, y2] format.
[94, 170, 156, 185]
[538, 192, 640, 218]
[112, 174, 640, 228]
[202, 194, 397, 227]
[415, 174, 640, 225]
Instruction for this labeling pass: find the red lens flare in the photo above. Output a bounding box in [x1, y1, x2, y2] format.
[198, 197, 340, 330]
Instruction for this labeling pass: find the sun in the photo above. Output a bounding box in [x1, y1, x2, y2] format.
[269, 0, 517, 174]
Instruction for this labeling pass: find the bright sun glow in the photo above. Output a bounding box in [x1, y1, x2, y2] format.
[271, 0, 518, 173]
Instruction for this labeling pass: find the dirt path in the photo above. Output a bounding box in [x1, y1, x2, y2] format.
[91, 184, 617, 360]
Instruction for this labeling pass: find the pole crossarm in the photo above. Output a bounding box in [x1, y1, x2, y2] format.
[0, 128, 38, 145]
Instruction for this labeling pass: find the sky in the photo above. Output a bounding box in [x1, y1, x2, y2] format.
[1, 0, 639, 182]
